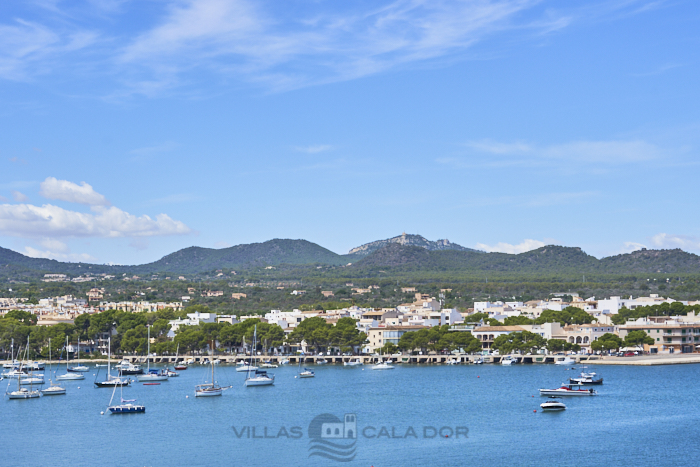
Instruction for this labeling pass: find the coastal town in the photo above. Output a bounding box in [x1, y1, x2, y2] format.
[3, 284, 699, 360]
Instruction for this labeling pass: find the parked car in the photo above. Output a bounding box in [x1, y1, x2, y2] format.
[624, 351, 635, 357]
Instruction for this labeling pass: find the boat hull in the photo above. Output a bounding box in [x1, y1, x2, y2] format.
[569, 378, 603, 385]
[236, 366, 258, 372]
[7, 390, 41, 399]
[67, 366, 89, 372]
[41, 387, 66, 395]
[109, 405, 145, 414]
[539, 389, 596, 396]
[137, 374, 169, 382]
[94, 380, 131, 388]
[195, 389, 223, 397]
[244, 378, 275, 386]
[56, 373, 84, 381]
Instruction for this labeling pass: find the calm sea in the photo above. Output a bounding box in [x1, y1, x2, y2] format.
[2, 362, 698, 467]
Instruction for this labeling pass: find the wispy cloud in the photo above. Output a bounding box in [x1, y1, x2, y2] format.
[476, 238, 546, 254]
[12, 190, 29, 202]
[619, 241, 646, 254]
[295, 144, 333, 154]
[651, 233, 700, 251]
[24, 245, 97, 262]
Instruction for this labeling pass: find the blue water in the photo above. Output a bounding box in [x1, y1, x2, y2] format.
[2, 362, 699, 467]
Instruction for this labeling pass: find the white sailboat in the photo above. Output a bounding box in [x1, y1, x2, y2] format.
[94, 337, 130, 388]
[67, 340, 89, 372]
[41, 338, 66, 396]
[6, 347, 41, 399]
[56, 336, 84, 381]
[371, 359, 395, 370]
[137, 325, 168, 382]
[244, 325, 274, 387]
[195, 341, 231, 397]
[297, 353, 315, 378]
[343, 358, 363, 367]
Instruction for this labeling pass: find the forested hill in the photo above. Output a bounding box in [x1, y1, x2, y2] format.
[2, 241, 700, 279]
[349, 244, 700, 275]
[131, 239, 347, 273]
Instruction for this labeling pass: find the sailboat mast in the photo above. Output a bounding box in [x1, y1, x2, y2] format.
[146, 325, 150, 373]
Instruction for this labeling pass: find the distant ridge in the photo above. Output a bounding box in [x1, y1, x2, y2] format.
[1, 239, 700, 278]
[348, 233, 480, 257]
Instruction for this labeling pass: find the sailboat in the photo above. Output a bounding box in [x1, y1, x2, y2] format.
[195, 341, 231, 397]
[94, 337, 131, 388]
[297, 353, 315, 378]
[67, 340, 89, 372]
[41, 338, 66, 396]
[173, 343, 187, 371]
[56, 336, 84, 381]
[107, 380, 145, 414]
[137, 325, 168, 382]
[17, 345, 45, 385]
[6, 347, 41, 399]
[244, 325, 274, 387]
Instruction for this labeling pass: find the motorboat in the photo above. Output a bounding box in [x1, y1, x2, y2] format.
[166, 369, 179, 377]
[244, 369, 275, 387]
[316, 358, 328, 365]
[1, 369, 28, 379]
[116, 360, 143, 375]
[539, 385, 597, 396]
[236, 362, 258, 373]
[343, 359, 363, 367]
[260, 361, 279, 368]
[371, 360, 395, 370]
[540, 397, 566, 411]
[24, 361, 45, 371]
[279, 359, 290, 365]
[174, 364, 188, 371]
[500, 356, 517, 366]
[212, 359, 221, 365]
[473, 358, 484, 364]
[19, 374, 45, 385]
[137, 369, 169, 382]
[569, 375, 603, 385]
[554, 356, 576, 366]
[446, 358, 459, 365]
[3, 360, 20, 369]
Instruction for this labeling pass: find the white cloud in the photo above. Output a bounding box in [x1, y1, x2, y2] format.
[39, 177, 110, 206]
[116, 0, 567, 94]
[620, 241, 646, 254]
[12, 191, 29, 202]
[475, 239, 546, 254]
[0, 18, 97, 80]
[462, 139, 661, 165]
[0, 203, 191, 238]
[23, 245, 97, 263]
[295, 144, 333, 154]
[651, 233, 700, 250]
[39, 238, 69, 253]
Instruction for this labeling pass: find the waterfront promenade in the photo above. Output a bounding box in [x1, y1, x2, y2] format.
[6, 353, 700, 366]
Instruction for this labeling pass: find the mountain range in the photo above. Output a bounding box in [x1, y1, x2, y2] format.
[1, 234, 700, 278]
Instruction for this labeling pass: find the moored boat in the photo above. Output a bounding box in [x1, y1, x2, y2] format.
[539, 385, 597, 396]
[540, 397, 566, 410]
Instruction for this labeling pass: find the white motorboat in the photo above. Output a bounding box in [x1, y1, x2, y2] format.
[279, 359, 290, 365]
[260, 362, 278, 369]
[316, 358, 328, 365]
[236, 362, 258, 373]
[1, 369, 28, 379]
[212, 359, 221, 365]
[540, 397, 566, 410]
[371, 360, 395, 370]
[539, 385, 597, 396]
[554, 356, 576, 366]
[116, 360, 143, 375]
[244, 326, 274, 387]
[137, 327, 169, 382]
[473, 358, 484, 364]
[343, 359, 363, 367]
[446, 358, 459, 365]
[500, 356, 517, 366]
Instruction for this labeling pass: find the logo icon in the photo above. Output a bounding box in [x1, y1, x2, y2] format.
[308, 413, 357, 462]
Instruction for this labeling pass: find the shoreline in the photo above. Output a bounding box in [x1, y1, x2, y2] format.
[4, 354, 700, 366]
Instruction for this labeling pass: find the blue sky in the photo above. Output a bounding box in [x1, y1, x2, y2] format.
[1, 0, 699, 265]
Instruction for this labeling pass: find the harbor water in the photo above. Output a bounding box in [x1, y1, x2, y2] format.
[2, 362, 699, 466]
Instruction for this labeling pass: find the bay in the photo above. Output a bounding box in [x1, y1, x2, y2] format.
[2, 362, 698, 466]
